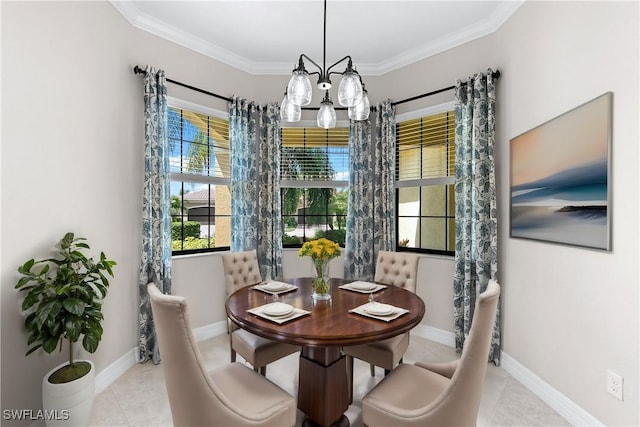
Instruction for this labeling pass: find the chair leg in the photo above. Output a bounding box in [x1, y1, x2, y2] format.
[230, 348, 236, 363]
[259, 366, 267, 376]
[370, 363, 375, 377]
[384, 368, 390, 376]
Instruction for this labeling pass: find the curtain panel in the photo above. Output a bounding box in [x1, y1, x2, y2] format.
[453, 70, 500, 364]
[374, 101, 397, 252]
[229, 97, 259, 252]
[345, 100, 396, 279]
[229, 98, 283, 278]
[138, 66, 172, 364]
[345, 119, 374, 280]
[257, 103, 283, 280]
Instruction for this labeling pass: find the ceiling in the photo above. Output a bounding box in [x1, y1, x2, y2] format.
[111, 1, 523, 76]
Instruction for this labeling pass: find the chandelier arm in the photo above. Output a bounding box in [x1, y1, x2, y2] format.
[326, 55, 354, 77]
[300, 54, 324, 77]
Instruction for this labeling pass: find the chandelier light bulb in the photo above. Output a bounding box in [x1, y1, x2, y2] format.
[348, 89, 370, 121]
[287, 69, 312, 106]
[280, 94, 301, 122]
[317, 94, 336, 129]
[337, 70, 363, 107]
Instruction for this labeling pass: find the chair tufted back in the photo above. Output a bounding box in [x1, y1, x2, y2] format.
[222, 250, 262, 296]
[373, 251, 419, 293]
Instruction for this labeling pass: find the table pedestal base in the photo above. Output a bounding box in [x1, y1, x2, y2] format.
[302, 415, 349, 427]
[298, 347, 350, 427]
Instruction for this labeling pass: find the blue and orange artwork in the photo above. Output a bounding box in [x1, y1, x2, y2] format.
[510, 92, 612, 250]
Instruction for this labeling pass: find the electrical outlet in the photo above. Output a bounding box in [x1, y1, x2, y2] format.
[606, 370, 623, 400]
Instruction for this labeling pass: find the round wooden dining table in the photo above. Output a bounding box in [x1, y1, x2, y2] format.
[225, 277, 425, 427]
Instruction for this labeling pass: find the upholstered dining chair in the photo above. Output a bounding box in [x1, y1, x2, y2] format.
[221, 250, 299, 376]
[147, 283, 297, 427]
[361, 280, 501, 427]
[344, 250, 420, 376]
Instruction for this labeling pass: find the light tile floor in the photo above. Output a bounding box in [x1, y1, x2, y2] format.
[89, 334, 570, 427]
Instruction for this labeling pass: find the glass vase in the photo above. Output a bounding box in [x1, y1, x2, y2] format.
[312, 260, 331, 301]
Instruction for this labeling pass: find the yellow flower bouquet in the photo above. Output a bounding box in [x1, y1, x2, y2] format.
[299, 238, 341, 299]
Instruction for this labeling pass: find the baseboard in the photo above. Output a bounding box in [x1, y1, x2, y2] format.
[192, 320, 227, 342]
[94, 321, 227, 395]
[412, 324, 456, 347]
[499, 352, 604, 426]
[95, 348, 136, 395]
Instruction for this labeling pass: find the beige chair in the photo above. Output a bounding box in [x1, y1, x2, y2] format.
[222, 250, 299, 376]
[344, 250, 420, 376]
[147, 283, 297, 427]
[361, 280, 501, 427]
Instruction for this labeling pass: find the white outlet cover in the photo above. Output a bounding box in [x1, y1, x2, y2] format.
[606, 370, 624, 400]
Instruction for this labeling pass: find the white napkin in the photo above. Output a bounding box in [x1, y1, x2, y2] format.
[349, 302, 409, 322]
[252, 281, 298, 295]
[339, 281, 386, 294]
[247, 303, 310, 324]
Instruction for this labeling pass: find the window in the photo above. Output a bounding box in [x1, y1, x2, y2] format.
[280, 126, 349, 246]
[168, 101, 230, 254]
[396, 105, 455, 255]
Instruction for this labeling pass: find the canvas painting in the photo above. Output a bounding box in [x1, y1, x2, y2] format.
[510, 92, 612, 250]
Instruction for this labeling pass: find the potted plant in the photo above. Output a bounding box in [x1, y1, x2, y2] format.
[15, 232, 116, 426]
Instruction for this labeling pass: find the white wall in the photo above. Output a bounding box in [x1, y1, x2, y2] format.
[498, 3, 638, 425]
[2, 1, 638, 426]
[1, 2, 142, 421]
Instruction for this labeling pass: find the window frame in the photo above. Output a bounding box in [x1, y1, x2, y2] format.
[168, 97, 231, 256]
[280, 120, 350, 248]
[395, 101, 456, 256]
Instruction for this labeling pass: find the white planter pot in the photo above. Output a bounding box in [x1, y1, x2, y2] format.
[42, 360, 95, 427]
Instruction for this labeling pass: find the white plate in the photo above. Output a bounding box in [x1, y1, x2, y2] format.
[261, 281, 289, 291]
[364, 303, 395, 316]
[350, 281, 376, 291]
[263, 302, 294, 317]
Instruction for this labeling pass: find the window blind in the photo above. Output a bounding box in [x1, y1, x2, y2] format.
[168, 107, 230, 181]
[396, 111, 455, 185]
[281, 127, 349, 185]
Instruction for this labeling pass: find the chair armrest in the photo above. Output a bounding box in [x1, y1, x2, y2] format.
[414, 360, 459, 379]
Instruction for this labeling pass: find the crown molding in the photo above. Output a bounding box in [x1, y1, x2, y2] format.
[368, 0, 525, 76]
[111, 1, 524, 76]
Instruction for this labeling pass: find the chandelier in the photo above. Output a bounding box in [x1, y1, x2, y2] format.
[280, 0, 370, 128]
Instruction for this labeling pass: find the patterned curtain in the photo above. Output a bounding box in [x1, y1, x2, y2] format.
[344, 118, 375, 280]
[138, 66, 172, 364]
[257, 103, 283, 280]
[229, 98, 283, 278]
[453, 69, 500, 364]
[374, 100, 397, 252]
[229, 97, 258, 252]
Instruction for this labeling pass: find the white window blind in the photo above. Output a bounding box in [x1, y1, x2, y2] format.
[168, 107, 230, 184]
[280, 127, 349, 187]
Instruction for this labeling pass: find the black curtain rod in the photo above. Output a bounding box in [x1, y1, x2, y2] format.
[392, 70, 501, 107]
[133, 65, 500, 109]
[133, 65, 232, 102]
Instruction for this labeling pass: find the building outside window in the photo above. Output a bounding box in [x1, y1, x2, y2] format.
[168, 100, 230, 254]
[280, 126, 349, 246]
[396, 103, 455, 255]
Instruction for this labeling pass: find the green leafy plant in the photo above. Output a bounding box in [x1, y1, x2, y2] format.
[15, 233, 116, 381]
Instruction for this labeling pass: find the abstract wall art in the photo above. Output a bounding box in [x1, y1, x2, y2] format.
[510, 92, 612, 250]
